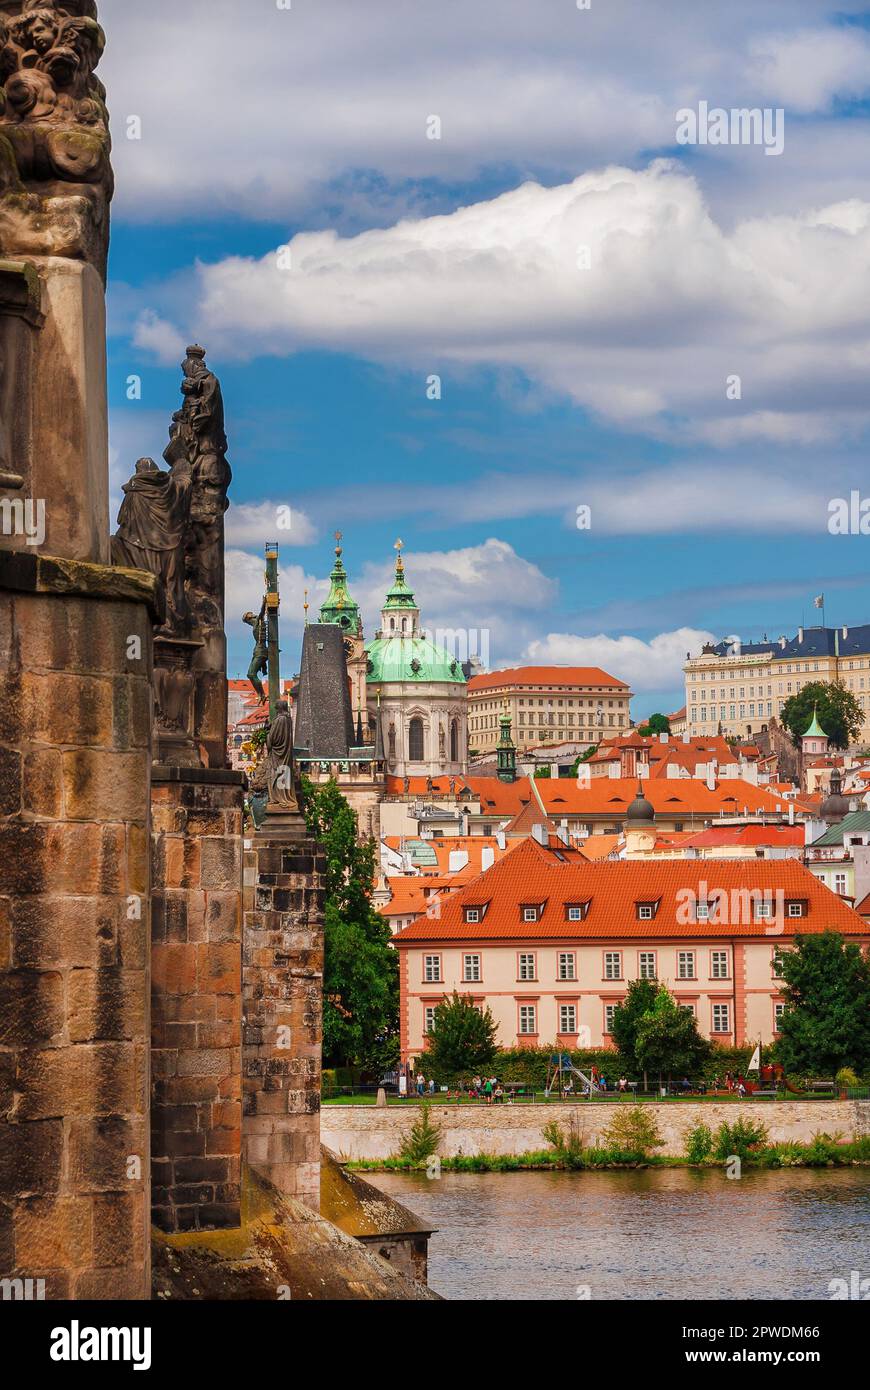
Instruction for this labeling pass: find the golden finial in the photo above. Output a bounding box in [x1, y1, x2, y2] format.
[334, 529, 343, 558]
[394, 537, 404, 573]
[303, 588, 309, 626]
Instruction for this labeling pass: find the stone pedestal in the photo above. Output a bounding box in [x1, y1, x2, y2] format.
[29, 259, 110, 563]
[150, 767, 244, 1233]
[242, 832, 325, 1211]
[0, 552, 158, 1300]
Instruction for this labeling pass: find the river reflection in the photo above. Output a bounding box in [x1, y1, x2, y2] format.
[373, 1168, 870, 1301]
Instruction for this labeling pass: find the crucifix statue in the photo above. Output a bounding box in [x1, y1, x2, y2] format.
[246, 542, 299, 815]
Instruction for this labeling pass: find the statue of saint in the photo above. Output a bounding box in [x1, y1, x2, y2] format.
[111, 457, 189, 633]
[264, 700, 298, 811]
[243, 602, 268, 704]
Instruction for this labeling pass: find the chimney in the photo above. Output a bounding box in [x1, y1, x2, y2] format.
[532, 824, 548, 846]
[843, 625, 849, 640]
[779, 636, 786, 649]
[788, 802, 794, 825]
[798, 627, 804, 644]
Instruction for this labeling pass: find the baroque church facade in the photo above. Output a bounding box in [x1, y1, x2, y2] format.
[312, 537, 469, 781]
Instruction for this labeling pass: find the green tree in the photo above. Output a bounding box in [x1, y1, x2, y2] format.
[634, 985, 712, 1087]
[780, 681, 863, 750]
[776, 932, 870, 1075]
[610, 977, 660, 1080]
[637, 713, 671, 737]
[302, 778, 398, 1069]
[426, 991, 498, 1080]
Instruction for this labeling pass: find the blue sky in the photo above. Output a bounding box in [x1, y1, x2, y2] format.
[101, 0, 870, 717]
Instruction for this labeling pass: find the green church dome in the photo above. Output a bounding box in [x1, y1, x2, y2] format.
[366, 635, 466, 685]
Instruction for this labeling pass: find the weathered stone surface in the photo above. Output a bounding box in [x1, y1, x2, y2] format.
[321, 1099, 867, 1161]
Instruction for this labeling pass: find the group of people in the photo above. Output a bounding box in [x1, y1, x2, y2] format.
[410, 1072, 438, 1097]
[466, 1075, 505, 1103]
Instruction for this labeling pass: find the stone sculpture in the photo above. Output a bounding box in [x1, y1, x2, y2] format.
[111, 346, 232, 768]
[243, 602, 268, 704]
[264, 700, 299, 811]
[0, 0, 112, 273]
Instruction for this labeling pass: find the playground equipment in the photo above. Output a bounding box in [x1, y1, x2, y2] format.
[545, 1053, 603, 1097]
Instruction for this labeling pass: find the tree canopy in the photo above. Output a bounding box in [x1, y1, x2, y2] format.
[424, 991, 498, 1079]
[609, 977, 660, 1073]
[637, 713, 671, 736]
[780, 680, 863, 751]
[634, 985, 712, 1084]
[776, 932, 870, 1075]
[302, 778, 398, 1070]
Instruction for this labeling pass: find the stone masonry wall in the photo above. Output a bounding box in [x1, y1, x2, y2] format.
[150, 770, 244, 1233]
[322, 1099, 864, 1161]
[242, 835, 325, 1211]
[0, 576, 154, 1299]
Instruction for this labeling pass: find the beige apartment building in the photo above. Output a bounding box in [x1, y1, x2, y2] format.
[684, 625, 870, 743]
[468, 665, 632, 754]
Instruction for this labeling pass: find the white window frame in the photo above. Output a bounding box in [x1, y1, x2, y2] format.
[465, 907, 480, 924]
[558, 952, 576, 981]
[424, 954, 441, 983]
[518, 1004, 537, 1035]
[463, 953, 481, 983]
[604, 951, 622, 980]
[638, 952, 656, 979]
[677, 951, 696, 980]
[518, 953, 536, 981]
[712, 1003, 730, 1034]
[710, 950, 729, 980]
[559, 1003, 577, 1034]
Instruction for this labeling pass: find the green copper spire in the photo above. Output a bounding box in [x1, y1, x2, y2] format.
[803, 704, 827, 739]
[497, 701, 517, 783]
[383, 538, 418, 611]
[320, 531, 361, 632]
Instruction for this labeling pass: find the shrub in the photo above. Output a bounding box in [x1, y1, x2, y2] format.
[684, 1122, 714, 1163]
[713, 1117, 769, 1161]
[603, 1105, 664, 1158]
[835, 1067, 861, 1089]
[397, 1104, 442, 1165]
[543, 1115, 585, 1166]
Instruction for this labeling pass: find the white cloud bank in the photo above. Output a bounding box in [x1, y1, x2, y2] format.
[137, 161, 870, 446]
[525, 627, 716, 695]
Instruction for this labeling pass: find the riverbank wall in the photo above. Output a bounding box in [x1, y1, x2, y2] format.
[322, 1100, 870, 1161]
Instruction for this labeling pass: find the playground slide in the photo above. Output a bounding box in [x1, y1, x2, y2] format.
[566, 1063, 603, 1093]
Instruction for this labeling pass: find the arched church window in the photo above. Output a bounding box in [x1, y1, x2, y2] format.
[409, 717, 424, 762]
[402, 618, 407, 634]
[390, 618, 396, 632]
[450, 718, 459, 762]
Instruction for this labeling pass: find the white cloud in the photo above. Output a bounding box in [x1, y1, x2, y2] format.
[225, 500, 317, 548]
[225, 547, 326, 655]
[748, 28, 870, 113]
[134, 162, 870, 445]
[352, 538, 555, 671]
[132, 310, 187, 365]
[525, 627, 716, 694]
[99, 0, 852, 224]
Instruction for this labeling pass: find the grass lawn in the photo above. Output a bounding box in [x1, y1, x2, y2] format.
[320, 1091, 832, 1106]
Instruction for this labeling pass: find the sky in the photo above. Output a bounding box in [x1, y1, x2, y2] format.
[100, 0, 870, 718]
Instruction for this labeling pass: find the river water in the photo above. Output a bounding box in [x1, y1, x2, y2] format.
[373, 1168, 870, 1301]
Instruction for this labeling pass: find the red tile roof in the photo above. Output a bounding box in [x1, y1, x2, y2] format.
[682, 825, 805, 848]
[468, 666, 629, 693]
[394, 838, 867, 942]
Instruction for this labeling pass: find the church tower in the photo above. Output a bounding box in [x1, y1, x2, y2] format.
[497, 701, 517, 783]
[319, 531, 368, 740]
[378, 539, 421, 638]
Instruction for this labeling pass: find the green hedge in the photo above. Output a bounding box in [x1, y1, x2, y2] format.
[491, 1045, 780, 1089]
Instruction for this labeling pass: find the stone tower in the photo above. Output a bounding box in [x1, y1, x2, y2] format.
[0, 1, 156, 1298]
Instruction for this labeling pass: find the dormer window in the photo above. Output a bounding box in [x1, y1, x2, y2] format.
[565, 903, 589, 922]
[465, 908, 480, 924]
[695, 902, 709, 922]
[786, 901, 805, 918]
[636, 901, 658, 921]
[522, 906, 540, 923]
